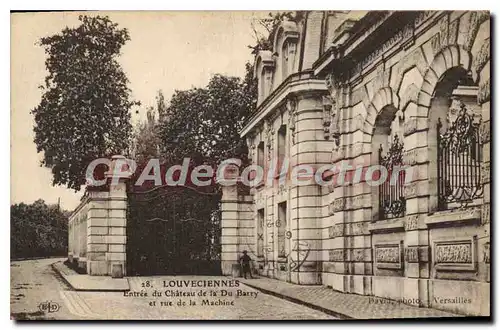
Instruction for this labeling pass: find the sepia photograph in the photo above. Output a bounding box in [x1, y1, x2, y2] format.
[9, 8, 491, 321]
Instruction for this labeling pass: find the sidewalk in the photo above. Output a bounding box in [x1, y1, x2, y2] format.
[52, 261, 129, 292]
[239, 277, 462, 319]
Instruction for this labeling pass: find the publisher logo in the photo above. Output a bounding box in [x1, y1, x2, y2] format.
[38, 301, 60, 313]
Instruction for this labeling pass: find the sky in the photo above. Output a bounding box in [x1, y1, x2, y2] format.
[11, 11, 267, 210]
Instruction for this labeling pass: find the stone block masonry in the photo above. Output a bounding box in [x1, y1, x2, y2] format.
[68, 155, 128, 276]
[231, 11, 490, 316]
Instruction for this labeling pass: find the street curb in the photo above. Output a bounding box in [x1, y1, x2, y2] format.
[241, 281, 353, 320]
[51, 262, 130, 292]
[11, 256, 65, 262]
[50, 262, 77, 291]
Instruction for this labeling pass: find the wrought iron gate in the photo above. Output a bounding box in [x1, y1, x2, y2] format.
[379, 134, 406, 220]
[126, 184, 221, 276]
[437, 104, 483, 210]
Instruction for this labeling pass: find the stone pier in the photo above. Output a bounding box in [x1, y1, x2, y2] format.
[68, 155, 129, 276]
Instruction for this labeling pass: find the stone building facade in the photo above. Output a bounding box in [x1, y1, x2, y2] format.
[220, 11, 490, 316]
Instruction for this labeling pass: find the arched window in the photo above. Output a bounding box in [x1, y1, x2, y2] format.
[282, 43, 289, 80]
[277, 124, 287, 169]
[273, 21, 299, 85]
[430, 68, 483, 210]
[254, 51, 275, 106]
[436, 96, 482, 209]
[373, 106, 406, 220]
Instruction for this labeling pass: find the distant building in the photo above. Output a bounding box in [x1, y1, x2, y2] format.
[220, 11, 490, 316]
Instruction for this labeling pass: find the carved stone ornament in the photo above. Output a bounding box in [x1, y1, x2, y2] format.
[329, 198, 346, 214]
[322, 95, 333, 139]
[329, 249, 345, 262]
[352, 249, 365, 262]
[479, 121, 490, 144]
[484, 242, 490, 264]
[433, 238, 476, 271]
[349, 222, 365, 236]
[478, 77, 490, 105]
[277, 183, 287, 195]
[325, 73, 341, 150]
[328, 223, 344, 238]
[405, 246, 419, 263]
[376, 246, 400, 263]
[464, 11, 490, 51]
[375, 241, 403, 270]
[472, 37, 490, 78]
[325, 72, 340, 95]
[415, 11, 433, 27]
[264, 120, 275, 161]
[287, 97, 297, 144]
[404, 215, 418, 231]
[436, 243, 471, 263]
[481, 203, 490, 225]
[246, 134, 256, 164]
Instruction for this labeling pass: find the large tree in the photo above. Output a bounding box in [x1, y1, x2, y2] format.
[157, 67, 256, 169]
[32, 15, 138, 191]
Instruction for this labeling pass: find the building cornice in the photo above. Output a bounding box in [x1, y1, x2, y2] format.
[312, 11, 393, 75]
[240, 70, 327, 137]
[312, 11, 433, 77]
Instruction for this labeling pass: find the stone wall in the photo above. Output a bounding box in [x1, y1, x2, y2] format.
[68, 198, 89, 269]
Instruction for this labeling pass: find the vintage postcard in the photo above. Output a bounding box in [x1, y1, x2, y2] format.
[11, 10, 491, 320]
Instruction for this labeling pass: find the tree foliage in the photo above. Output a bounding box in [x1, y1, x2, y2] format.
[11, 200, 69, 259]
[32, 15, 138, 191]
[156, 67, 256, 169]
[131, 90, 166, 164]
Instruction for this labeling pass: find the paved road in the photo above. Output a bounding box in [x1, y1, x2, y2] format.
[10, 258, 75, 320]
[11, 258, 335, 320]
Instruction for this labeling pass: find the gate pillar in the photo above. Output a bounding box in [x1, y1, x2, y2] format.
[218, 163, 254, 276]
[86, 155, 129, 276]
